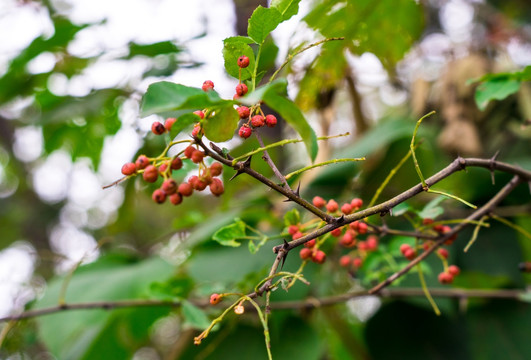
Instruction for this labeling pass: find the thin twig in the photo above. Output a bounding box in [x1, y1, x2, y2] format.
[255, 131, 291, 190]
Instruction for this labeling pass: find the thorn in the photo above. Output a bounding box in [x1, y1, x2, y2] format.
[229, 156, 252, 181]
[489, 150, 500, 185]
[280, 239, 289, 270]
[380, 208, 390, 217]
[283, 182, 301, 202]
[334, 215, 345, 224]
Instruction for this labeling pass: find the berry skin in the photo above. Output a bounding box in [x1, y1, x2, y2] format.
[292, 231, 303, 240]
[366, 235, 378, 250]
[250, 115, 265, 128]
[326, 199, 339, 213]
[400, 243, 412, 255]
[162, 179, 178, 195]
[448, 265, 460, 276]
[237, 55, 250, 68]
[299, 248, 312, 260]
[191, 123, 202, 137]
[169, 192, 183, 205]
[152, 189, 166, 204]
[357, 222, 368, 234]
[422, 218, 434, 225]
[202, 80, 214, 92]
[351, 198, 363, 209]
[239, 124, 252, 138]
[151, 121, 166, 135]
[171, 157, 183, 170]
[357, 241, 368, 251]
[158, 162, 168, 175]
[209, 178, 224, 196]
[194, 179, 208, 191]
[340, 232, 356, 247]
[265, 114, 277, 128]
[339, 255, 351, 267]
[193, 110, 205, 119]
[288, 225, 299, 235]
[184, 146, 195, 159]
[438, 272, 454, 285]
[164, 118, 177, 132]
[210, 293, 221, 305]
[235, 83, 248, 96]
[121, 162, 136, 176]
[191, 150, 205, 164]
[135, 155, 150, 170]
[437, 248, 449, 259]
[331, 228, 342, 237]
[178, 182, 194, 197]
[143, 165, 158, 183]
[403, 248, 417, 261]
[341, 203, 353, 215]
[312, 196, 326, 208]
[304, 239, 316, 248]
[237, 106, 250, 119]
[210, 162, 223, 176]
[353, 257, 363, 268]
[312, 250, 326, 264]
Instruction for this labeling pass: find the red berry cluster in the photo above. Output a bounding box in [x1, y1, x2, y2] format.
[150, 117, 177, 136]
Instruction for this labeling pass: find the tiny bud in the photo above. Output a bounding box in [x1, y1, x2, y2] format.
[209, 293, 221, 305]
[234, 305, 245, 315]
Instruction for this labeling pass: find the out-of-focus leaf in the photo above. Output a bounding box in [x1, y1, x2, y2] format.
[475, 79, 521, 111]
[247, 6, 282, 44]
[392, 202, 412, 216]
[418, 196, 445, 219]
[212, 219, 247, 247]
[169, 113, 201, 138]
[284, 209, 301, 227]
[222, 36, 256, 81]
[125, 41, 181, 58]
[182, 300, 211, 330]
[203, 105, 239, 142]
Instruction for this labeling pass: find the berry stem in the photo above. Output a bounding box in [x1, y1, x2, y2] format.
[463, 215, 489, 252]
[416, 239, 441, 316]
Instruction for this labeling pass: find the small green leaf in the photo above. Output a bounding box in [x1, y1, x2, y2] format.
[475, 79, 521, 111]
[247, 6, 282, 44]
[222, 36, 255, 81]
[212, 219, 247, 247]
[392, 202, 411, 217]
[418, 196, 445, 220]
[284, 209, 301, 227]
[270, 0, 301, 21]
[170, 113, 201, 138]
[203, 105, 239, 142]
[182, 300, 211, 330]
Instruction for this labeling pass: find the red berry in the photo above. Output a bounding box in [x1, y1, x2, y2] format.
[339, 255, 351, 267]
[326, 199, 339, 212]
[351, 198, 363, 209]
[312, 196, 326, 208]
[288, 225, 299, 235]
[237, 106, 250, 119]
[265, 114, 277, 128]
[404, 248, 417, 260]
[400, 243, 412, 255]
[304, 239, 316, 248]
[445, 232, 458, 245]
[152, 189, 166, 204]
[191, 149, 205, 164]
[210, 293, 221, 305]
[193, 110, 205, 119]
[357, 222, 368, 234]
[312, 250, 326, 264]
[178, 182, 193, 197]
[164, 118, 177, 132]
[135, 155, 150, 170]
[158, 162, 168, 175]
[209, 178, 224, 196]
[202, 80, 214, 92]
[151, 121, 166, 135]
[239, 124, 252, 138]
[210, 162, 223, 176]
[341, 203, 353, 215]
[292, 231, 303, 240]
[299, 248, 312, 260]
[162, 179, 177, 195]
[366, 235, 378, 250]
[200, 169, 213, 185]
[353, 257, 363, 268]
[193, 178, 208, 191]
[250, 115, 265, 128]
[437, 248, 449, 259]
[422, 218, 434, 225]
[423, 241, 433, 251]
[433, 224, 446, 233]
[340, 232, 356, 247]
[237, 55, 250, 68]
[350, 221, 360, 231]
[233, 94, 241, 101]
[143, 165, 158, 183]
[191, 123, 202, 137]
[331, 228, 342, 237]
[171, 157, 183, 170]
[235, 83, 248, 96]
[357, 241, 368, 251]
[169, 192, 183, 205]
[448, 265, 460, 276]
[121, 162, 136, 176]
[438, 272, 454, 284]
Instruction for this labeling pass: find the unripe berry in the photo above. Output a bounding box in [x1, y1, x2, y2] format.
[265, 114, 277, 127]
[351, 198, 363, 209]
[331, 228, 342, 237]
[312, 196, 326, 208]
[250, 115, 265, 128]
[164, 117, 177, 132]
[169, 192, 183, 205]
[448, 265, 460, 276]
[162, 179, 177, 195]
[437, 248, 449, 259]
[235, 83, 248, 96]
[171, 157, 183, 170]
[143, 165, 158, 183]
[237, 55, 250, 68]
[135, 155, 150, 170]
[239, 124, 252, 138]
[209, 293, 221, 305]
[438, 272, 453, 284]
[292, 231, 303, 240]
[202, 80, 214, 92]
[341, 203, 353, 215]
[353, 257, 363, 268]
[288, 225, 299, 235]
[339, 255, 351, 267]
[209, 178, 224, 196]
[210, 162, 223, 176]
[184, 146, 195, 158]
[151, 121, 166, 135]
[299, 248, 312, 260]
[121, 162, 136, 176]
[237, 106, 250, 119]
[312, 250, 326, 264]
[193, 110, 205, 119]
[178, 182, 193, 197]
[304, 239, 316, 248]
[191, 149, 205, 164]
[152, 189, 166, 204]
[326, 199, 339, 213]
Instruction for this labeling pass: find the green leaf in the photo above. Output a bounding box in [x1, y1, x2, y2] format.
[140, 81, 227, 117]
[475, 79, 521, 111]
[212, 219, 247, 247]
[270, 0, 301, 21]
[392, 202, 411, 216]
[222, 36, 256, 81]
[418, 196, 445, 219]
[518, 290, 531, 303]
[247, 6, 282, 44]
[182, 300, 211, 330]
[284, 209, 301, 227]
[169, 112, 201, 138]
[203, 105, 240, 142]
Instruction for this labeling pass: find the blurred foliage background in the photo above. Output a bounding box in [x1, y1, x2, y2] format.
[0, 0, 530, 359]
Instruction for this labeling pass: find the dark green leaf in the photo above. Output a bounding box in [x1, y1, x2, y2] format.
[182, 300, 211, 330]
[475, 79, 521, 111]
[270, 0, 301, 21]
[222, 36, 256, 81]
[212, 219, 247, 247]
[203, 105, 239, 142]
[247, 6, 282, 44]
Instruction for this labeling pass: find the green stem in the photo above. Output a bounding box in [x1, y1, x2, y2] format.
[410, 111, 436, 189]
[285, 158, 365, 180]
[491, 214, 531, 241]
[427, 189, 477, 209]
[252, 44, 263, 92]
[244, 297, 273, 360]
[416, 243, 441, 316]
[463, 215, 489, 252]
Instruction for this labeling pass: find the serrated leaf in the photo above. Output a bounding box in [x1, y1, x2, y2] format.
[222, 36, 255, 81]
[140, 81, 227, 117]
[182, 300, 211, 330]
[475, 79, 521, 111]
[284, 209, 301, 226]
[170, 112, 201, 138]
[271, 0, 301, 21]
[247, 6, 282, 44]
[212, 219, 247, 247]
[203, 105, 239, 142]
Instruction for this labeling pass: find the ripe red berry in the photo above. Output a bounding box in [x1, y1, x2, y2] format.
[357, 222, 368, 234]
[366, 235, 379, 250]
[239, 124, 252, 138]
[341, 203, 353, 215]
[250, 115, 265, 128]
[171, 157, 183, 170]
[162, 179, 177, 195]
[339, 255, 351, 267]
[438, 272, 454, 284]
[304, 239, 316, 248]
[152, 189, 166, 204]
[143, 165, 158, 183]
[210, 293, 221, 305]
[357, 241, 368, 251]
[326, 199, 339, 213]
[299, 248, 312, 260]
[210, 162, 223, 176]
[158, 162, 168, 175]
[194, 178, 208, 191]
[265, 114, 277, 127]
[178, 182, 193, 197]
[340, 232, 355, 247]
[448, 265, 460, 276]
[331, 228, 342, 237]
[437, 248, 449, 259]
[433, 224, 446, 233]
[288, 225, 299, 235]
[400, 243, 412, 255]
[351, 198, 363, 209]
[312, 196, 326, 208]
[422, 218, 434, 225]
[135, 155, 150, 170]
[121, 162, 136, 176]
[169, 192, 183, 205]
[353, 257, 363, 268]
[193, 110, 205, 119]
[404, 248, 417, 260]
[191, 123, 202, 137]
[423, 241, 433, 251]
[202, 80, 214, 92]
[191, 149, 205, 164]
[235, 83, 248, 96]
[312, 250, 326, 264]
[151, 121, 166, 135]
[184, 146, 195, 158]
[237, 55, 250, 68]
[237, 106, 250, 119]
[164, 118, 177, 132]
[292, 231, 303, 240]
[209, 178, 224, 196]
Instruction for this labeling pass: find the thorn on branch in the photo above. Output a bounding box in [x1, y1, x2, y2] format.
[229, 156, 252, 181]
[489, 150, 500, 185]
[282, 182, 301, 202]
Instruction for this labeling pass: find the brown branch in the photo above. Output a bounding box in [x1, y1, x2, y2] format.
[254, 131, 292, 191]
